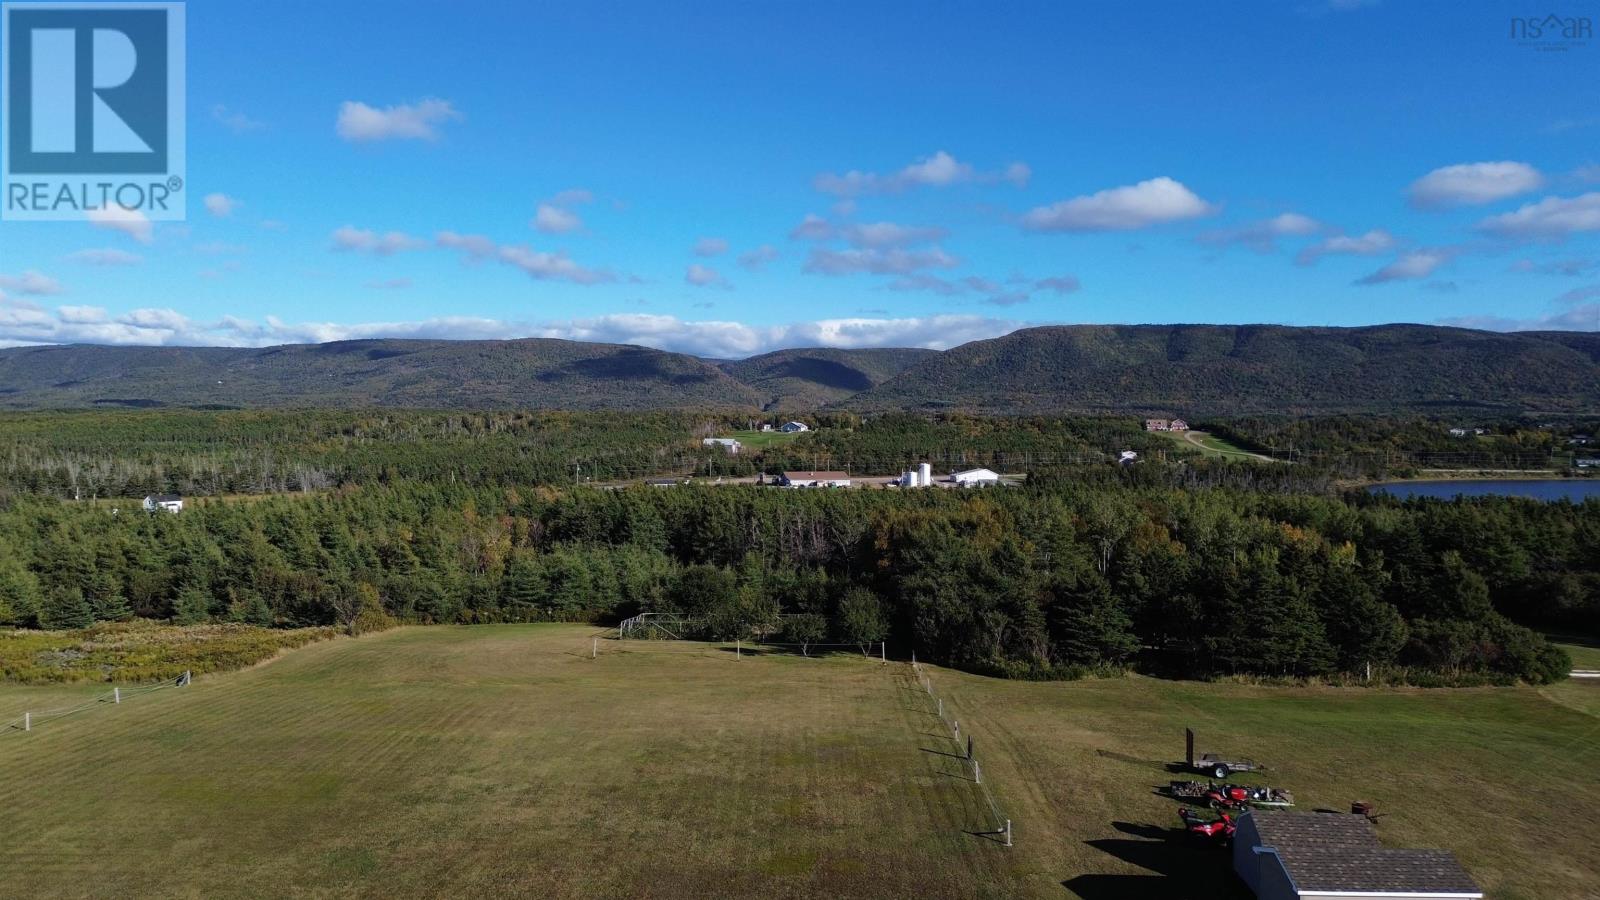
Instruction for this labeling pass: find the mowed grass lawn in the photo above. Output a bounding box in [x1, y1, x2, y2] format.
[0, 625, 1596, 899]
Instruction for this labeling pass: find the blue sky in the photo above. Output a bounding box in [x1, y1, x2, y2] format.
[2, 0, 1597, 356]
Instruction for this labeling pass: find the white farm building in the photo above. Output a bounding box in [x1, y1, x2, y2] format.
[950, 468, 1000, 487]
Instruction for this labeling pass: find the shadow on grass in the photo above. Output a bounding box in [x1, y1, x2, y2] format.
[1060, 821, 1248, 900]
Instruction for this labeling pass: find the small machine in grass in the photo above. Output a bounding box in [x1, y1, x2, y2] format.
[1166, 780, 1294, 810]
[1177, 807, 1235, 843]
[1184, 727, 1264, 779]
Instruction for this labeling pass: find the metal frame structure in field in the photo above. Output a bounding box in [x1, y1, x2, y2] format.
[617, 613, 702, 639]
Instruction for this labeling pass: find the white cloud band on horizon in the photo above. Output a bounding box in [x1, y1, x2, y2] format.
[0, 308, 1028, 358]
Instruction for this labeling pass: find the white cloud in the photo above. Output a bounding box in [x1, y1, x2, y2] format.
[330, 226, 426, 255]
[211, 104, 265, 133]
[843, 221, 947, 248]
[1509, 257, 1598, 277]
[441, 230, 622, 284]
[685, 263, 729, 288]
[66, 248, 142, 267]
[693, 237, 729, 257]
[0, 271, 63, 295]
[1477, 192, 1600, 239]
[57, 305, 106, 324]
[1355, 248, 1454, 285]
[0, 308, 1026, 357]
[435, 231, 499, 261]
[532, 189, 593, 233]
[790, 214, 835, 241]
[1295, 229, 1396, 266]
[1021, 177, 1215, 232]
[1408, 162, 1544, 209]
[1033, 276, 1082, 295]
[803, 246, 959, 276]
[203, 193, 239, 218]
[498, 245, 615, 284]
[1438, 304, 1599, 332]
[336, 98, 460, 142]
[87, 206, 153, 244]
[533, 204, 582, 234]
[814, 151, 1030, 196]
[1200, 212, 1321, 252]
[736, 245, 779, 270]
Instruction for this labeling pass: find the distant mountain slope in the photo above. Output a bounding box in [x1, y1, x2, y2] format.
[0, 325, 1593, 414]
[719, 347, 939, 409]
[845, 324, 1600, 415]
[0, 339, 765, 410]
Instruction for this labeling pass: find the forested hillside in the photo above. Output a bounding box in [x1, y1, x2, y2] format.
[849, 324, 1600, 415]
[0, 339, 763, 410]
[719, 347, 937, 409]
[1, 324, 1595, 414]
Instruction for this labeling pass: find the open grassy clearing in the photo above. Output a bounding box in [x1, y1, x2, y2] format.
[1, 625, 1596, 898]
[728, 429, 807, 449]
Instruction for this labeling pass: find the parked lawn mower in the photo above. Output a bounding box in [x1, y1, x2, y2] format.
[1166, 780, 1295, 809]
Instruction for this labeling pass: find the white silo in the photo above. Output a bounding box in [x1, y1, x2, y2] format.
[919, 462, 932, 486]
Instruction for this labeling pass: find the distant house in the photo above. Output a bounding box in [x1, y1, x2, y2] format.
[1448, 427, 1469, 437]
[1576, 457, 1600, 469]
[646, 478, 682, 488]
[950, 468, 1001, 487]
[1145, 419, 1170, 432]
[702, 437, 742, 454]
[1233, 810, 1481, 900]
[760, 424, 774, 432]
[1118, 450, 1139, 466]
[777, 470, 850, 488]
[142, 494, 183, 513]
[780, 421, 811, 433]
[1570, 434, 1593, 446]
[1168, 418, 1189, 432]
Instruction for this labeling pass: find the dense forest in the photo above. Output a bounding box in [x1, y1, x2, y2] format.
[0, 447, 1587, 684]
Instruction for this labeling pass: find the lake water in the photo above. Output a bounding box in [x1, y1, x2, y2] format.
[1369, 479, 1600, 502]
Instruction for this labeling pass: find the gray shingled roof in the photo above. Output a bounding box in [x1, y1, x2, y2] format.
[1276, 847, 1482, 894]
[1250, 812, 1481, 896]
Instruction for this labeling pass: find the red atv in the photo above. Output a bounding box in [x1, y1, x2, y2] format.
[1178, 807, 1235, 843]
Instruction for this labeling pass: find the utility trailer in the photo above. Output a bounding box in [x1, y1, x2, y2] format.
[1185, 728, 1265, 779]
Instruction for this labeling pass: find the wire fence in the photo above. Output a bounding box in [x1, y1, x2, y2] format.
[0, 671, 190, 737]
[911, 656, 1012, 847]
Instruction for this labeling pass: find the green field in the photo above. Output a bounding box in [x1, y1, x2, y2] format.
[1, 625, 1596, 898]
[728, 429, 807, 449]
[1162, 429, 1268, 461]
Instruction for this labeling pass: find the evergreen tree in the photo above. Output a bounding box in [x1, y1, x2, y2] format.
[41, 585, 93, 630]
[173, 586, 212, 625]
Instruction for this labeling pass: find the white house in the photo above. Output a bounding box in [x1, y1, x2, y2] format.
[1233, 811, 1480, 900]
[950, 468, 1000, 487]
[778, 470, 850, 488]
[702, 437, 742, 454]
[1448, 427, 1469, 437]
[142, 494, 184, 513]
[780, 421, 810, 433]
[1118, 450, 1139, 466]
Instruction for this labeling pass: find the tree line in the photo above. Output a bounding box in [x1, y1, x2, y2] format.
[0, 459, 1584, 684]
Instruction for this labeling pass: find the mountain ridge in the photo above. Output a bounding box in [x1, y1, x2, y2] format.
[0, 324, 1594, 415]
